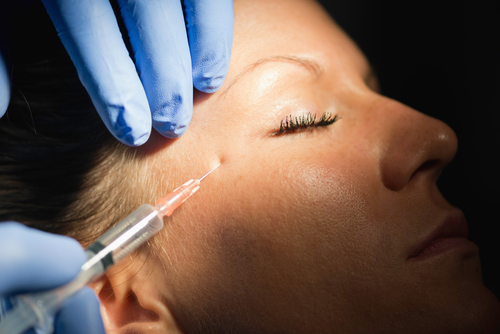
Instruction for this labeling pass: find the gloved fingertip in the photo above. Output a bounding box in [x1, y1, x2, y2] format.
[0, 92, 9, 118]
[0, 62, 11, 117]
[153, 121, 188, 139]
[119, 129, 151, 147]
[0, 104, 7, 118]
[107, 107, 152, 147]
[151, 93, 192, 139]
[194, 74, 227, 94]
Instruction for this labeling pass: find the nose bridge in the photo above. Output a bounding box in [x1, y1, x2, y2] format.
[371, 98, 458, 191]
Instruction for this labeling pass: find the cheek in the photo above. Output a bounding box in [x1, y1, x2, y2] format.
[160, 141, 398, 318]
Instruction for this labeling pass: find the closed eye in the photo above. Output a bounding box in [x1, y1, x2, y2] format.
[272, 112, 340, 136]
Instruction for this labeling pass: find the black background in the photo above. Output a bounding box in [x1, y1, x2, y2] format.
[317, 0, 499, 299]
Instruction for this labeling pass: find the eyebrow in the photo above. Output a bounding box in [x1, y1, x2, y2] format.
[219, 55, 324, 99]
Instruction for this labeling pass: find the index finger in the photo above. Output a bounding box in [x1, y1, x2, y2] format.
[41, 0, 152, 146]
[0, 223, 86, 296]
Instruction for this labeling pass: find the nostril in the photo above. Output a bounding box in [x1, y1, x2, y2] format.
[374, 98, 458, 192]
[410, 159, 439, 181]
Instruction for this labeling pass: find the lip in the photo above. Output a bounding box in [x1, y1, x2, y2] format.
[408, 210, 471, 260]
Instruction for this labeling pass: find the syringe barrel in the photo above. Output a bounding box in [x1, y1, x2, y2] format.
[85, 204, 164, 268]
[0, 205, 163, 334]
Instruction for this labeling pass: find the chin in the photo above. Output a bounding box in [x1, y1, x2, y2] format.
[422, 283, 500, 334]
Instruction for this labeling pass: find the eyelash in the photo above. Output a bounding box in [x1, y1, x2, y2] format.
[274, 112, 340, 135]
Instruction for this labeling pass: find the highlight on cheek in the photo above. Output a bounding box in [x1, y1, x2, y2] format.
[273, 112, 340, 136]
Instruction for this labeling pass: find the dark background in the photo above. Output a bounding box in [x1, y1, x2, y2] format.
[317, 0, 499, 299]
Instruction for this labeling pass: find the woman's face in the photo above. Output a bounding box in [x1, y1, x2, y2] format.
[100, 0, 500, 332]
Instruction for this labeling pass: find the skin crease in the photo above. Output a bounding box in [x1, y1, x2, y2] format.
[91, 0, 500, 333]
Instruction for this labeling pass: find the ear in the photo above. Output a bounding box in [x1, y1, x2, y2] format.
[89, 248, 184, 334]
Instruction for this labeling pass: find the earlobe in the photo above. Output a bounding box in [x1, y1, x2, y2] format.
[89, 250, 183, 333]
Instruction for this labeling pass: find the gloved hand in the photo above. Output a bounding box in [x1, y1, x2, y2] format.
[0, 222, 105, 334]
[0, 0, 234, 146]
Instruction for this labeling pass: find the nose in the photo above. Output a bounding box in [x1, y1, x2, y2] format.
[374, 98, 458, 191]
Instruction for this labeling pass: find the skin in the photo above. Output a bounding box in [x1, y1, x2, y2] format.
[91, 0, 500, 333]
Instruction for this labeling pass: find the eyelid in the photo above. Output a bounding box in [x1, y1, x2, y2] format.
[272, 112, 340, 136]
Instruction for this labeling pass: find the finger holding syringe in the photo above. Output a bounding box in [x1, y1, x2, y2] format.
[0, 164, 221, 334]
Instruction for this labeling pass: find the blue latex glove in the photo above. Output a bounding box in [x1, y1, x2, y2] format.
[0, 0, 234, 146]
[0, 222, 105, 334]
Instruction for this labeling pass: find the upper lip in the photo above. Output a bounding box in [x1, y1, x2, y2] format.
[408, 209, 469, 259]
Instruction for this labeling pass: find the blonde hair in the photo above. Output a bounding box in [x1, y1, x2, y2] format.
[0, 30, 153, 246]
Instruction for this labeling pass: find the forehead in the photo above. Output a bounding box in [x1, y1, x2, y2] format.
[230, 0, 370, 81]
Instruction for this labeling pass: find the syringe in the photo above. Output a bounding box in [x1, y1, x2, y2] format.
[0, 164, 220, 334]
